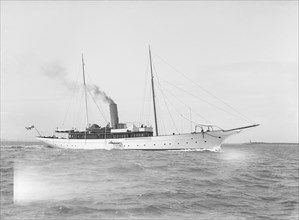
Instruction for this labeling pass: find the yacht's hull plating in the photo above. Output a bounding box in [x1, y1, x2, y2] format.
[37, 130, 238, 151]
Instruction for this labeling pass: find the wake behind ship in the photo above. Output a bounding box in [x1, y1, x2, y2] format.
[35, 47, 259, 150]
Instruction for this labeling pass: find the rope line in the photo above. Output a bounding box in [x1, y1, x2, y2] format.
[160, 78, 253, 124]
[152, 53, 256, 124]
[87, 90, 108, 123]
[158, 82, 212, 124]
[154, 68, 179, 134]
[140, 61, 150, 123]
[61, 64, 82, 128]
[74, 88, 84, 129]
[155, 90, 166, 135]
[61, 86, 76, 127]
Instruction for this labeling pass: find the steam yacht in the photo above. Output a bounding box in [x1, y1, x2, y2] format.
[36, 48, 259, 150]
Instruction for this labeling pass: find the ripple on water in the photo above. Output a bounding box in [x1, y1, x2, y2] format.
[0, 143, 298, 219]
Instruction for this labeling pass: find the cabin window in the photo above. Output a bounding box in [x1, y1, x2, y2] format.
[186, 142, 188, 144]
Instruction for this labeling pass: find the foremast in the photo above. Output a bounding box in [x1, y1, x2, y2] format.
[149, 46, 159, 136]
[82, 55, 89, 139]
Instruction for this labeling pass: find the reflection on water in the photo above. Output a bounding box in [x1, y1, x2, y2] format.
[220, 148, 248, 161]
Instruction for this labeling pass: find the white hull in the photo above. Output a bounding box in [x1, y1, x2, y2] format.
[37, 130, 238, 151]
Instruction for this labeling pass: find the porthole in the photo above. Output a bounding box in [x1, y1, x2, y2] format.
[205, 141, 207, 143]
[186, 142, 188, 144]
[195, 141, 197, 143]
[164, 143, 166, 145]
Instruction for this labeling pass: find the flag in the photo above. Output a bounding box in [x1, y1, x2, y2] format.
[25, 125, 34, 130]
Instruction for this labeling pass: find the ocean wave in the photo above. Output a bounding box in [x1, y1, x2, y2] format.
[1, 143, 298, 219]
[166, 148, 220, 152]
[50, 205, 101, 215]
[0, 144, 52, 150]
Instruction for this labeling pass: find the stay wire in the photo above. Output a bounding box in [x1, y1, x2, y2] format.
[146, 90, 152, 126]
[61, 64, 82, 128]
[155, 92, 166, 135]
[152, 53, 256, 124]
[74, 87, 84, 130]
[151, 62, 166, 135]
[156, 82, 179, 134]
[87, 90, 108, 123]
[158, 80, 212, 124]
[140, 60, 150, 123]
[153, 66, 179, 134]
[84, 60, 109, 124]
[61, 90, 75, 128]
[160, 77, 253, 124]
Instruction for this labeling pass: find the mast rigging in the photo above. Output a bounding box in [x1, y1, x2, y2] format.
[82, 54, 89, 129]
[149, 46, 159, 136]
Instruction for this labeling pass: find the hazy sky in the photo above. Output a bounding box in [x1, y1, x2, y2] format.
[1, 1, 298, 143]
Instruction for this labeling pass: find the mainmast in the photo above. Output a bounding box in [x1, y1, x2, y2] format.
[149, 46, 159, 136]
[82, 54, 89, 129]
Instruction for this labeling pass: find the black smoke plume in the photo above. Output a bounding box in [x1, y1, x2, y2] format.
[42, 61, 115, 104]
[87, 84, 115, 104]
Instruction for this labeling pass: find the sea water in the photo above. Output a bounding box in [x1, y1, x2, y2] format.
[1, 141, 298, 219]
